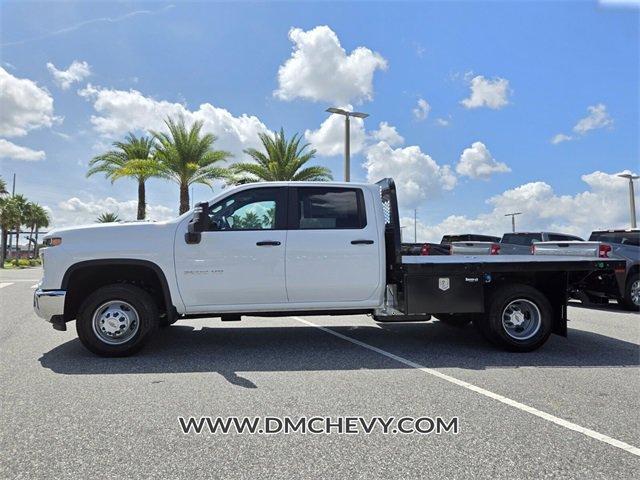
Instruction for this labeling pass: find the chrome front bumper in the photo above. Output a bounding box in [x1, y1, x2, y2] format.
[34, 287, 66, 322]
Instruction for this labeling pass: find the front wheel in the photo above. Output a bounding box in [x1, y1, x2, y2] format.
[76, 284, 158, 357]
[481, 284, 553, 352]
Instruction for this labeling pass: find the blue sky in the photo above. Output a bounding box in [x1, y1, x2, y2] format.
[0, 0, 638, 240]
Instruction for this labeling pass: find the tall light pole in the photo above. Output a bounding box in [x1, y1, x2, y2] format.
[414, 208, 417, 243]
[505, 212, 522, 233]
[326, 108, 369, 182]
[617, 173, 639, 228]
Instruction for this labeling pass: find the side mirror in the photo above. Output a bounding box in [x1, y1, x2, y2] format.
[185, 201, 209, 244]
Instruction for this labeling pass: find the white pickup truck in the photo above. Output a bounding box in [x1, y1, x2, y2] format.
[34, 179, 626, 356]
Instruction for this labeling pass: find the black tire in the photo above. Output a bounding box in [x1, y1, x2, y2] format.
[620, 273, 640, 311]
[76, 284, 158, 357]
[434, 314, 472, 327]
[483, 284, 553, 352]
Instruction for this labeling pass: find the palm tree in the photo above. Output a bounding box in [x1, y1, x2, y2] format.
[96, 212, 121, 223]
[6, 194, 27, 258]
[229, 129, 332, 184]
[87, 133, 159, 220]
[23, 202, 38, 257]
[32, 205, 50, 257]
[0, 196, 22, 267]
[152, 116, 232, 214]
[0, 176, 7, 196]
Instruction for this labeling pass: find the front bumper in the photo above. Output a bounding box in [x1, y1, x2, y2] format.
[34, 287, 66, 323]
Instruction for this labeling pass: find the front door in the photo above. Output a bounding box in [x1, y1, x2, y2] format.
[175, 186, 287, 310]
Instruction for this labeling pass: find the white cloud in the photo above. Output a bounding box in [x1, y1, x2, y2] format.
[53, 196, 175, 228]
[572, 103, 613, 134]
[461, 75, 510, 110]
[364, 141, 457, 210]
[274, 25, 387, 104]
[78, 84, 270, 158]
[0, 67, 58, 137]
[370, 121, 404, 147]
[456, 141, 510, 179]
[304, 106, 367, 156]
[410, 170, 638, 242]
[412, 98, 431, 121]
[435, 117, 451, 127]
[0, 139, 45, 161]
[551, 133, 573, 144]
[47, 60, 91, 89]
[551, 104, 613, 145]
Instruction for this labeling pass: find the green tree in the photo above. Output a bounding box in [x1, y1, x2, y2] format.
[229, 129, 332, 184]
[0, 196, 22, 267]
[7, 194, 27, 258]
[87, 133, 159, 220]
[0, 176, 8, 196]
[23, 202, 38, 257]
[152, 116, 232, 214]
[96, 212, 121, 223]
[31, 205, 50, 257]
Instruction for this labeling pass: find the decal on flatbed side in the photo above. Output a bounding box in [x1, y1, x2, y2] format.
[438, 278, 450, 291]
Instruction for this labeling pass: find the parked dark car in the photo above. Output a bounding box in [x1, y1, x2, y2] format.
[401, 242, 451, 256]
[440, 234, 501, 244]
[587, 229, 639, 309]
[500, 232, 584, 255]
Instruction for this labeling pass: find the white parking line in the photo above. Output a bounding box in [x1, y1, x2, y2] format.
[292, 316, 640, 458]
[0, 282, 14, 289]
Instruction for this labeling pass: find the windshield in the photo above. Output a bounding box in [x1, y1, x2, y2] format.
[501, 233, 542, 245]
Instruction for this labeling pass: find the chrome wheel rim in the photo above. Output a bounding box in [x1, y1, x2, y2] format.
[501, 299, 541, 341]
[631, 280, 640, 307]
[92, 300, 140, 345]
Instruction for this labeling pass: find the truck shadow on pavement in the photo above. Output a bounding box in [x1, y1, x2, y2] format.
[38, 321, 639, 388]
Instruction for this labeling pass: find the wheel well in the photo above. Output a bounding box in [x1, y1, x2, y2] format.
[485, 271, 568, 336]
[62, 262, 173, 321]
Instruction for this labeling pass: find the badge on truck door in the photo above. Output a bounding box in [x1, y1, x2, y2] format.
[438, 277, 450, 291]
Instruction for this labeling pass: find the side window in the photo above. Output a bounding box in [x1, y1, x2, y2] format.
[295, 187, 366, 229]
[207, 188, 282, 231]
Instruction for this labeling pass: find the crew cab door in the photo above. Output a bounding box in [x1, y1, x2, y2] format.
[285, 186, 381, 303]
[174, 186, 287, 310]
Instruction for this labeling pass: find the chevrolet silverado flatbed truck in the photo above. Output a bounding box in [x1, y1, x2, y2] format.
[34, 178, 626, 356]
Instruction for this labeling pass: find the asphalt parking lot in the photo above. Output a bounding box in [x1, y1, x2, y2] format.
[1, 267, 638, 479]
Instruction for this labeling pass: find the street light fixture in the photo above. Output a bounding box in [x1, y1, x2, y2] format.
[325, 108, 369, 182]
[504, 212, 522, 233]
[617, 173, 639, 228]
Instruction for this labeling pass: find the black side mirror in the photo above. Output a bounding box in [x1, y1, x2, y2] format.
[185, 201, 209, 244]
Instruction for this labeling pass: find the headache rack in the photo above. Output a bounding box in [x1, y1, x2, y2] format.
[376, 178, 402, 283]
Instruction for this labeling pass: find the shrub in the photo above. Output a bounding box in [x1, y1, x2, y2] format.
[17, 258, 31, 267]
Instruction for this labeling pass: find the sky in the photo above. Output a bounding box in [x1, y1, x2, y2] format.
[0, 0, 638, 241]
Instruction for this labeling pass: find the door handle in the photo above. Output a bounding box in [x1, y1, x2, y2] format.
[351, 240, 374, 245]
[256, 241, 281, 246]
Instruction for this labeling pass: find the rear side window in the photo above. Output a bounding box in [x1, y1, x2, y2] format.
[589, 231, 640, 246]
[501, 233, 542, 245]
[294, 187, 366, 229]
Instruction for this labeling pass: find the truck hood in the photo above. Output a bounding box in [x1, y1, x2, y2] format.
[46, 220, 174, 237]
[44, 219, 184, 261]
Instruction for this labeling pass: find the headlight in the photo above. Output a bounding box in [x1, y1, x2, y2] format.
[44, 237, 62, 247]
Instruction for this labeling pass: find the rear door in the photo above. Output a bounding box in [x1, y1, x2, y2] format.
[285, 186, 381, 304]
